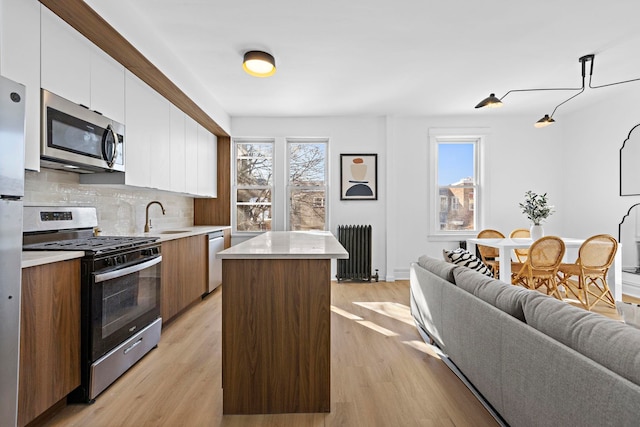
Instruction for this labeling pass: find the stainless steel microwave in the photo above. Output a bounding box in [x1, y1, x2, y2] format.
[41, 89, 125, 173]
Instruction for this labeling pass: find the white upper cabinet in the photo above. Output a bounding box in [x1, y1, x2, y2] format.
[124, 70, 171, 190]
[124, 71, 151, 188]
[148, 90, 171, 191]
[169, 105, 186, 193]
[41, 7, 91, 107]
[197, 125, 217, 197]
[0, 0, 41, 171]
[88, 71, 216, 197]
[36, 5, 217, 197]
[41, 7, 124, 122]
[90, 48, 125, 124]
[185, 116, 199, 195]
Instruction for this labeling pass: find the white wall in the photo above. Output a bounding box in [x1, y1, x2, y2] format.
[232, 114, 567, 280]
[561, 85, 640, 237]
[232, 116, 388, 279]
[561, 84, 640, 297]
[388, 115, 565, 279]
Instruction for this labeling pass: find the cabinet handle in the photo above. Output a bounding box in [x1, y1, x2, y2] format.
[94, 256, 162, 283]
[123, 338, 143, 355]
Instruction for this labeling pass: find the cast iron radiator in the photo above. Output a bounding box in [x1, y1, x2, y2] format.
[336, 224, 379, 282]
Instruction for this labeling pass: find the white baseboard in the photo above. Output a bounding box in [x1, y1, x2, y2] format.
[623, 282, 640, 298]
[394, 267, 410, 280]
[622, 271, 640, 298]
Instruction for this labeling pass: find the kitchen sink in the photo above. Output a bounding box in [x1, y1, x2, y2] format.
[158, 230, 189, 234]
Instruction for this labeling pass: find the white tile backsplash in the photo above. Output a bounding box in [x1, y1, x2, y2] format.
[25, 169, 194, 234]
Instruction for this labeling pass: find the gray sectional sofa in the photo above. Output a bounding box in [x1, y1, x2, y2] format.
[410, 255, 640, 426]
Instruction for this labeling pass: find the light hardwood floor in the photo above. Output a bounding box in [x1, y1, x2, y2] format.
[625, 295, 640, 304]
[42, 281, 498, 427]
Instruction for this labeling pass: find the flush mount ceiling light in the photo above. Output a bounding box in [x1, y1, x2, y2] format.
[475, 54, 640, 127]
[242, 50, 276, 77]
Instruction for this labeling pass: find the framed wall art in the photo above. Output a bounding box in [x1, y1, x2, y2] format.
[340, 153, 377, 200]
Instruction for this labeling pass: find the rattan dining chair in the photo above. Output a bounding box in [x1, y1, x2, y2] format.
[556, 234, 618, 310]
[477, 229, 505, 277]
[509, 228, 531, 262]
[512, 236, 565, 299]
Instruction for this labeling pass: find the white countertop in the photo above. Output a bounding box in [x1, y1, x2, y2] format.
[217, 231, 349, 259]
[21, 251, 86, 268]
[142, 225, 230, 242]
[22, 225, 230, 268]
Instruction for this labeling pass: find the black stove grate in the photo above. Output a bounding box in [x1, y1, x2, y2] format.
[23, 236, 159, 254]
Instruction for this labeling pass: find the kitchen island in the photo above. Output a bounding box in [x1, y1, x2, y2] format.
[217, 231, 348, 414]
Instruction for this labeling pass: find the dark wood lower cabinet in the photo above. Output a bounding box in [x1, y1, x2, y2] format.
[16, 232, 221, 425]
[161, 235, 208, 323]
[222, 258, 331, 414]
[19, 259, 81, 427]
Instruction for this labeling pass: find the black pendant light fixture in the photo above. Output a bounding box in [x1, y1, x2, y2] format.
[475, 54, 640, 127]
[534, 114, 555, 128]
[243, 50, 276, 77]
[474, 93, 503, 108]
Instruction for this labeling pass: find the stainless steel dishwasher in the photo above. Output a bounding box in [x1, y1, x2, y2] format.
[207, 231, 225, 293]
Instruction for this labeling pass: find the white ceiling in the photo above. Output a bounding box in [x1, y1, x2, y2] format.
[85, 0, 640, 122]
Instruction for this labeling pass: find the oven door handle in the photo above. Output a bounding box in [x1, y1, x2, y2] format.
[94, 255, 162, 283]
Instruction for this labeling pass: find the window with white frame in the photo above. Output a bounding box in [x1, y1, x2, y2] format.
[287, 139, 328, 231]
[430, 132, 481, 237]
[439, 195, 448, 212]
[233, 140, 273, 232]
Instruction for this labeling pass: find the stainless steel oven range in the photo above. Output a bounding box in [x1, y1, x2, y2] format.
[23, 206, 162, 402]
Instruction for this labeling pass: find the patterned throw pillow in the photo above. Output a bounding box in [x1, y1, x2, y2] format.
[443, 248, 493, 277]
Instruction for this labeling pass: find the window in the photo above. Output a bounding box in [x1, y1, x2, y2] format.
[287, 139, 328, 231]
[233, 140, 273, 232]
[451, 197, 460, 211]
[233, 137, 329, 234]
[437, 142, 476, 231]
[430, 129, 483, 237]
[439, 195, 448, 212]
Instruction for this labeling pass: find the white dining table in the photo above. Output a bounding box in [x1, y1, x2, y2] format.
[466, 237, 623, 302]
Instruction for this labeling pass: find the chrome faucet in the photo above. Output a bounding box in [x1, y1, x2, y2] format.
[144, 201, 165, 232]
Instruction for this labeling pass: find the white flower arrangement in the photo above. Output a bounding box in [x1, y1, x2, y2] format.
[519, 191, 554, 226]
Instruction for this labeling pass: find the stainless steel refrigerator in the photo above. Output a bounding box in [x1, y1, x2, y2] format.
[0, 75, 26, 427]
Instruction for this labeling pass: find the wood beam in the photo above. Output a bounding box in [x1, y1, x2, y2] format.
[38, 0, 229, 137]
